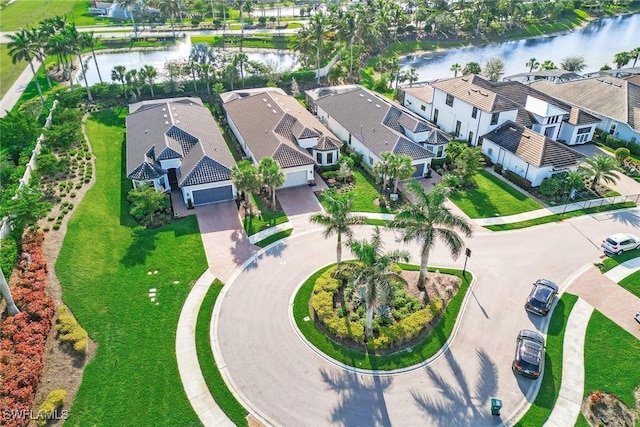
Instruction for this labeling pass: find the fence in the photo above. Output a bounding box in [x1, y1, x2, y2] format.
[0, 100, 58, 240]
[560, 193, 640, 214]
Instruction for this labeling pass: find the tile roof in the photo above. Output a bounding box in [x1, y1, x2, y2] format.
[313, 86, 436, 161]
[223, 88, 332, 168]
[531, 77, 639, 130]
[401, 85, 435, 103]
[424, 128, 452, 145]
[314, 134, 342, 151]
[126, 97, 235, 187]
[482, 121, 583, 168]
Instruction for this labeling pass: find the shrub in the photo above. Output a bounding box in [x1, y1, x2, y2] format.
[321, 170, 339, 180]
[615, 147, 630, 165]
[494, 163, 503, 174]
[36, 389, 66, 427]
[504, 170, 532, 190]
[540, 177, 560, 197]
[56, 305, 88, 353]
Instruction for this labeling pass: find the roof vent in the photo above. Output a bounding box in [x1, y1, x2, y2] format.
[272, 109, 277, 114]
[613, 83, 622, 87]
[165, 121, 169, 125]
[368, 99, 372, 103]
[263, 98, 267, 102]
[462, 77, 468, 82]
[172, 107, 176, 111]
[164, 114, 167, 118]
[176, 120, 180, 124]
[604, 80, 612, 85]
[359, 93, 364, 97]
[596, 78, 603, 82]
[162, 108, 166, 112]
[267, 103, 272, 107]
[145, 129, 148, 134]
[376, 104, 380, 108]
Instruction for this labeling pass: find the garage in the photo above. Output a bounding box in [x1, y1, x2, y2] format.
[412, 163, 425, 178]
[282, 170, 309, 188]
[192, 186, 233, 205]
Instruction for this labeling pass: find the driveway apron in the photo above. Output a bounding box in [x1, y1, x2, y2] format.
[276, 184, 324, 233]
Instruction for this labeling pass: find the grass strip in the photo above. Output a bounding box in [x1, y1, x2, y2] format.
[243, 195, 288, 236]
[616, 271, 640, 298]
[515, 293, 578, 427]
[195, 279, 249, 426]
[486, 202, 636, 231]
[293, 263, 472, 370]
[596, 247, 640, 273]
[363, 218, 390, 226]
[254, 228, 293, 248]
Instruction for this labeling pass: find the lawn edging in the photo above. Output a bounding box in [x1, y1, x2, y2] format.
[254, 228, 293, 248]
[289, 262, 476, 372]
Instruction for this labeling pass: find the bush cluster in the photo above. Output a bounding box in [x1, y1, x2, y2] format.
[0, 231, 55, 427]
[36, 389, 66, 427]
[55, 305, 88, 353]
[503, 170, 532, 191]
[597, 130, 640, 157]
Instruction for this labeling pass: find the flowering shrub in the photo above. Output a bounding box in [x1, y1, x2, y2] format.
[0, 231, 54, 427]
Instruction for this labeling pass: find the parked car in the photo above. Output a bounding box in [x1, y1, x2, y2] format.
[601, 233, 640, 256]
[635, 311, 640, 324]
[512, 329, 545, 379]
[525, 279, 558, 316]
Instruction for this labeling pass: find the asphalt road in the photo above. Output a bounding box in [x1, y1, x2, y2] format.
[212, 209, 640, 426]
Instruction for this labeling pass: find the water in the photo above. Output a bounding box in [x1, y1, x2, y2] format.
[81, 38, 299, 85]
[401, 13, 640, 81]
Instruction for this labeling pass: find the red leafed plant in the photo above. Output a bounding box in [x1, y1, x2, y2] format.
[0, 231, 54, 427]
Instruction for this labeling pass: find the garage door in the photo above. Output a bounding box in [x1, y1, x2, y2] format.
[192, 186, 233, 205]
[282, 170, 308, 188]
[412, 163, 425, 178]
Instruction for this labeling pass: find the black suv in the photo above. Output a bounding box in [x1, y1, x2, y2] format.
[525, 279, 558, 316]
[512, 329, 545, 379]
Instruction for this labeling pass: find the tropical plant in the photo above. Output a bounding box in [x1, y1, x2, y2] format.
[0, 184, 52, 233]
[258, 157, 285, 208]
[630, 47, 640, 68]
[372, 152, 394, 192]
[483, 57, 505, 82]
[231, 159, 261, 215]
[127, 182, 170, 226]
[310, 190, 365, 270]
[445, 140, 467, 164]
[65, 24, 93, 101]
[462, 62, 481, 75]
[540, 59, 557, 70]
[450, 63, 462, 77]
[346, 227, 409, 338]
[140, 65, 158, 97]
[389, 182, 473, 298]
[158, 0, 181, 38]
[454, 146, 485, 187]
[111, 65, 127, 98]
[560, 55, 586, 73]
[7, 28, 44, 104]
[118, 0, 140, 36]
[613, 51, 632, 69]
[82, 32, 103, 84]
[578, 154, 621, 191]
[526, 57, 540, 72]
[389, 154, 415, 194]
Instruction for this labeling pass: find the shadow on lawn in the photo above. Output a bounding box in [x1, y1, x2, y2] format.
[120, 226, 157, 267]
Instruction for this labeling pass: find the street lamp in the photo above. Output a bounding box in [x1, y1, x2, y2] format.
[462, 247, 471, 278]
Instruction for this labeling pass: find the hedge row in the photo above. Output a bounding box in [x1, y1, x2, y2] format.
[56, 305, 88, 353]
[0, 231, 55, 427]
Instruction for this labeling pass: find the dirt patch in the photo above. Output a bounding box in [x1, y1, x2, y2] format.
[581, 390, 639, 427]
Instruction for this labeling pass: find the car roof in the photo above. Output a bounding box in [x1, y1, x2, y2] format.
[534, 279, 558, 291]
[608, 233, 640, 242]
[518, 329, 545, 345]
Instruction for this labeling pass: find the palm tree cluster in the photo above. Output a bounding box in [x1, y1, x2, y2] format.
[372, 152, 415, 194]
[230, 157, 285, 214]
[612, 47, 640, 69]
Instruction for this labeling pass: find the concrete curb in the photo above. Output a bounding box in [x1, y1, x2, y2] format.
[247, 221, 293, 245]
[604, 256, 640, 283]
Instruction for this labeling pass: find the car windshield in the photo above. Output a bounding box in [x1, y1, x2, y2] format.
[606, 237, 619, 246]
[533, 287, 552, 303]
[520, 341, 542, 366]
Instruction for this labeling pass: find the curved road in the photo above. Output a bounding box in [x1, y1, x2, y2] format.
[212, 208, 640, 426]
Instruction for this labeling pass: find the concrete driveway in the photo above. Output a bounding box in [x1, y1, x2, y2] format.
[195, 201, 257, 282]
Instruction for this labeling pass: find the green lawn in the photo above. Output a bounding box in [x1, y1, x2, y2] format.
[515, 293, 578, 427]
[0, 44, 27, 99]
[616, 270, 640, 298]
[243, 194, 288, 236]
[56, 109, 207, 425]
[0, 0, 98, 31]
[596, 249, 640, 273]
[293, 263, 472, 370]
[254, 228, 293, 248]
[195, 279, 249, 426]
[485, 202, 636, 231]
[318, 167, 390, 214]
[448, 170, 542, 218]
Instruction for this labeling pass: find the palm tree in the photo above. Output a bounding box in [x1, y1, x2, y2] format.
[540, 59, 557, 70]
[307, 12, 328, 84]
[111, 65, 128, 98]
[7, 28, 44, 104]
[526, 57, 539, 72]
[118, 0, 139, 36]
[630, 47, 640, 68]
[158, 0, 180, 38]
[347, 227, 410, 338]
[65, 24, 93, 101]
[258, 157, 285, 208]
[373, 152, 394, 192]
[450, 63, 461, 77]
[231, 160, 261, 215]
[389, 182, 473, 297]
[578, 154, 621, 191]
[389, 154, 415, 194]
[232, 52, 249, 88]
[125, 69, 142, 99]
[310, 190, 365, 270]
[613, 51, 631, 69]
[335, 10, 358, 78]
[82, 32, 103, 84]
[140, 65, 157, 97]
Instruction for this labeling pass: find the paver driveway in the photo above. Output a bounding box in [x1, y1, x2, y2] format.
[276, 184, 324, 233]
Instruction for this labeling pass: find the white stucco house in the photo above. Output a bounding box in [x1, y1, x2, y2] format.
[482, 121, 584, 187]
[306, 85, 450, 178]
[400, 74, 601, 147]
[126, 97, 237, 207]
[222, 87, 342, 188]
[531, 76, 640, 145]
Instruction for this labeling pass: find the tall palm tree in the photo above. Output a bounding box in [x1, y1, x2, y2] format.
[8, 28, 44, 104]
[65, 24, 93, 101]
[526, 57, 539, 72]
[310, 190, 365, 270]
[82, 32, 103, 84]
[335, 10, 358, 79]
[111, 65, 128, 98]
[613, 51, 631, 69]
[389, 154, 415, 194]
[158, 0, 180, 38]
[140, 65, 157, 97]
[231, 159, 261, 215]
[450, 63, 461, 77]
[258, 157, 285, 208]
[389, 182, 473, 298]
[373, 152, 394, 192]
[307, 12, 328, 84]
[347, 227, 410, 338]
[578, 154, 622, 191]
[118, 0, 139, 36]
[232, 52, 249, 88]
[630, 47, 640, 68]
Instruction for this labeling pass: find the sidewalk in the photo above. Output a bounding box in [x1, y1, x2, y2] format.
[0, 58, 41, 118]
[604, 257, 640, 283]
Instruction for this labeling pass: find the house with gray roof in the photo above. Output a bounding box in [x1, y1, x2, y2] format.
[400, 74, 600, 147]
[126, 97, 237, 206]
[222, 88, 342, 188]
[531, 76, 640, 145]
[307, 85, 447, 178]
[481, 121, 584, 187]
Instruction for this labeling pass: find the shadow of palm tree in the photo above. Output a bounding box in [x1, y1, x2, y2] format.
[411, 349, 498, 426]
[608, 210, 640, 227]
[320, 367, 393, 427]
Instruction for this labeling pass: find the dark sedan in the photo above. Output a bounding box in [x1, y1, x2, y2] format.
[512, 329, 545, 379]
[525, 279, 558, 316]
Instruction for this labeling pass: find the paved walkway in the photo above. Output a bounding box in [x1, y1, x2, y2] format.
[544, 298, 593, 427]
[0, 58, 42, 118]
[175, 268, 234, 427]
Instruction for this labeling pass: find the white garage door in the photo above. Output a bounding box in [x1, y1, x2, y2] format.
[282, 170, 308, 188]
[192, 186, 233, 205]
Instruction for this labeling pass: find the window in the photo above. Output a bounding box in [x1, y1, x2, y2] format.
[327, 152, 334, 164]
[437, 145, 444, 157]
[316, 152, 322, 163]
[490, 112, 499, 125]
[472, 107, 478, 119]
[487, 147, 493, 155]
[421, 105, 426, 111]
[468, 131, 474, 144]
[455, 120, 461, 137]
[609, 122, 617, 135]
[446, 94, 454, 107]
[576, 134, 589, 143]
[547, 116, 559, 124]
[433, 109, 439, 124]
[577, 127, 590, 134]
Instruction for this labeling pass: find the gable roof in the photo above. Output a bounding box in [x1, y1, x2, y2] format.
[223, 88, 336, 169]
[482, 121, 583, 168]
[126, 97, 235, 187]
[313, 86, 434, 161]
[401, 85, 435, 103]
[531, 77, 640, 130]
[430, 75, 521, 112]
